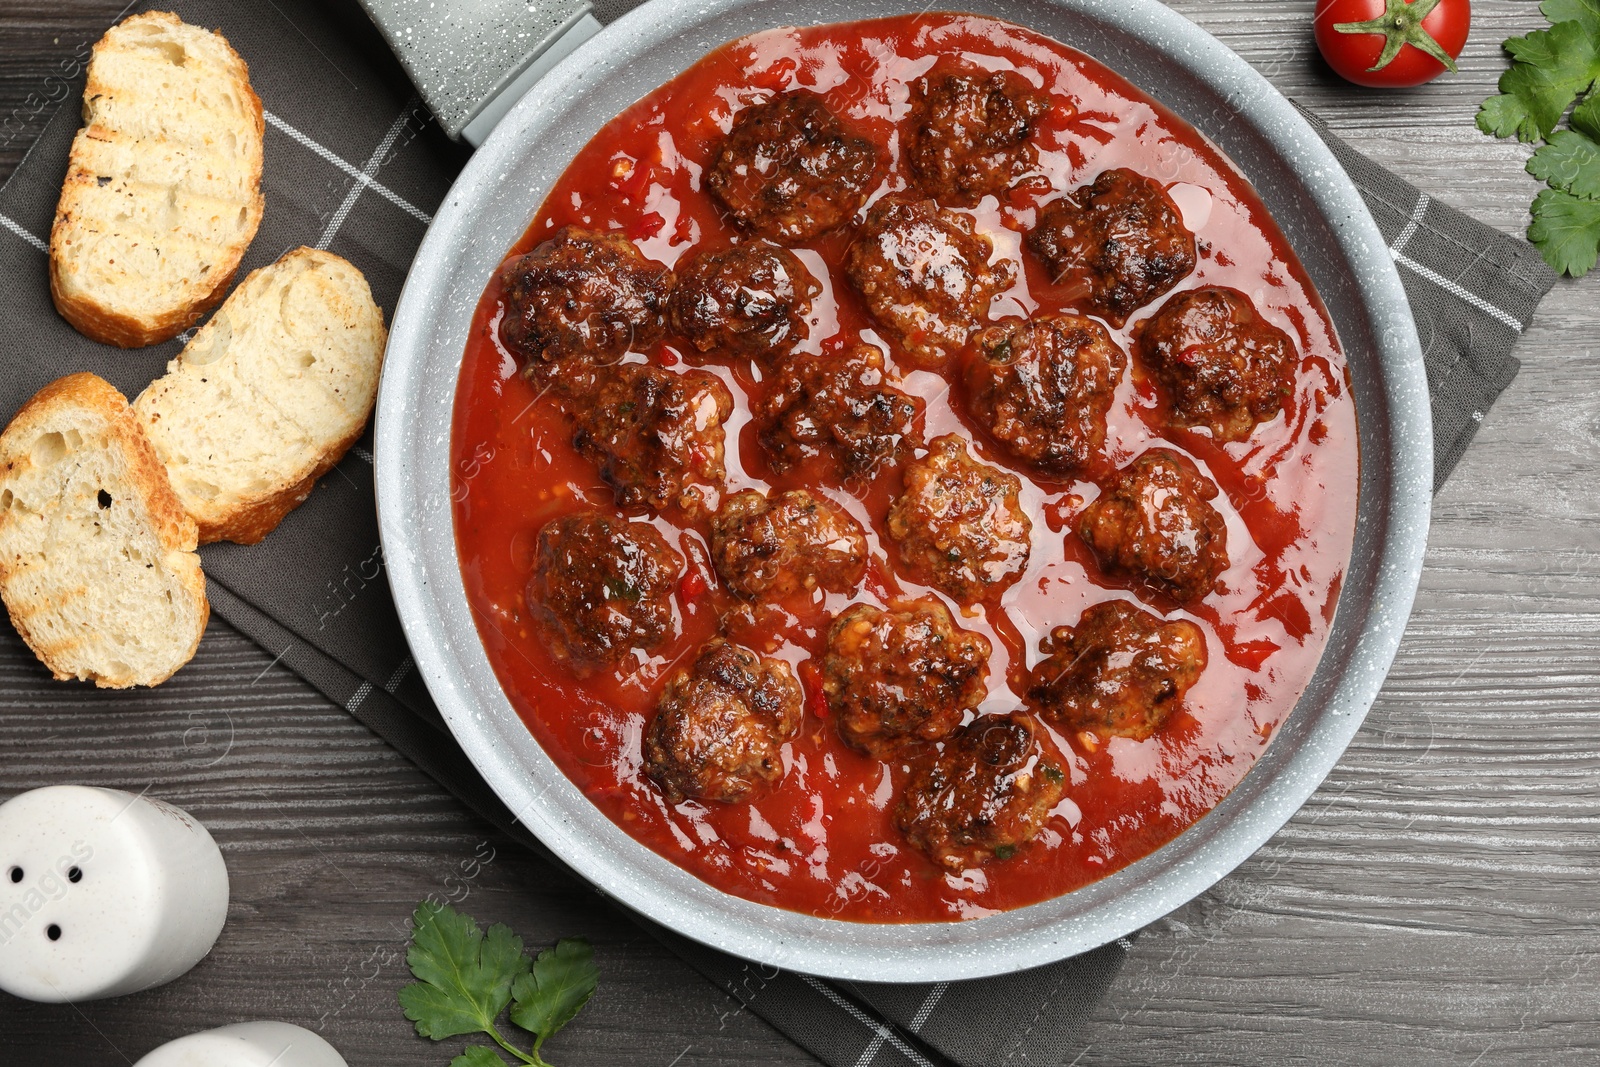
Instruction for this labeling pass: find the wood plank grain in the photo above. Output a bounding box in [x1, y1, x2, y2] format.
[3, 1, 1598, 1065]
[0, 1, 126, 183]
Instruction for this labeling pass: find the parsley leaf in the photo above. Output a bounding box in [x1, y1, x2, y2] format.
[1543, 0, 1600, 35]
[508, 939, 600, 1059]
[1573, 91, 1600, 141]
[1528, 187, 1600, 276]
[400, 902, 530, 1039]
[1475, 20, 1600, 142]
[1527, 129, 1600, 197]
[397, 902, 599, 1067]
[1481, 8, 1600, 275]
[602, 578, 641, 602]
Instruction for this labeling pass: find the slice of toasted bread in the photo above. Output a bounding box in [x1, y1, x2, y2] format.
[134, 247, 387, 545]
[0, 373, 209, 688]
[50, 11, 265, 349]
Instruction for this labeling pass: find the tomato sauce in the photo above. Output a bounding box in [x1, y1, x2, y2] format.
[450, 13, 1358, 922]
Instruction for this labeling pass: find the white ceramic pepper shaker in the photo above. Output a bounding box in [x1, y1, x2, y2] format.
[132, 1022, 349, 1067]
[0, 785, 229, 1003]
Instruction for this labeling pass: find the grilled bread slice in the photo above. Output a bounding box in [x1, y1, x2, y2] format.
[134, 247, 387, 545]
[50, 11, 264, 348]
[0, 373, 208, 688]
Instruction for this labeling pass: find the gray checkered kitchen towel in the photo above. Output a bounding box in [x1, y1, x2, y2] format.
[0, 0, 1557, 1064]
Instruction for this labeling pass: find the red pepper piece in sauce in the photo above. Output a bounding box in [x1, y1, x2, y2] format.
[799, 661, 831, 720]
[1226, 637, 1279, 672]
[631, 211, 667, 241]
[610, 154, 654, 202]
[749, 57, 798, 93]
[679, 568, 709, 607]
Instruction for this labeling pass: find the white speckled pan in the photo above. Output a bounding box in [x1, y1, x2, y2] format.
[374, 0, 1431, 982]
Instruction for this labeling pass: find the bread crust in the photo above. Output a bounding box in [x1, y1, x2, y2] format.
[49, 11, 265, 349]
[0, 373, 209, 687]
[195, 419, 367, 545]
[49, 258, 244, 350]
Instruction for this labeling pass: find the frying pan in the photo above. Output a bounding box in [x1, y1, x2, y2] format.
[372, 0, 1431, 982]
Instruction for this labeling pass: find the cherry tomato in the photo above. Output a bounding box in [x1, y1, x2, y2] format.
[1314, 0, 1469, 88]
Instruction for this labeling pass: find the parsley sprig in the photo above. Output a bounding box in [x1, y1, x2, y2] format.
[1477, 0, 1600, 276]
[398, 901, 599, 1067]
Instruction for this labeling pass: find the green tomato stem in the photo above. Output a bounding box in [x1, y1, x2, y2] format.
[1333, 0, 1459, 74]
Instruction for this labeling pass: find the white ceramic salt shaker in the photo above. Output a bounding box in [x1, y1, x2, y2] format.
[133, 1022, 349, 1067]
[0, 784, 229, 1003]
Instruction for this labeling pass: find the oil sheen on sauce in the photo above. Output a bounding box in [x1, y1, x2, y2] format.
[451, 13, 1359, 923]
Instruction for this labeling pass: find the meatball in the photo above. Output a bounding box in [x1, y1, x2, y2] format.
[906, 65, 1050, 206]
[1027, 169, 1195, 327]
[498, 227, 673, 384]
[1135, 286, 1297, 441]
[669, 242, 820, 361]
[845, 197, 1016, 368]
[823, 601, 991, 758]
[1027, 600, 1207, 740]
[710, 489, 868, 599]
[755, 344, 922, 481]
[644, 638, 804, 804]
[569, 362, 732, 516]
[894, 714, 1067, 870]
[1077, 449, 1229, 603]
[964, 314, 1127, 475]
[887, 434, 1032, 603]
[707, 91, 881, 243]
[527, 512, 683, 676]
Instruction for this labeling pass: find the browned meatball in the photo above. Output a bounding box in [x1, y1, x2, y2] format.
[710, 489, 867, 599]
[755, 344, 922, 481]
[823, 601, 991, 758]
[1078, 449, 1229, 604]
[846, 197, 1016, 368]
[498, 228, 673, 385]
[669, 242, 820, 360]
[527, 512, 683, 677]
[965, 314, 1126, 475]
[906, 65, 1050, 206]
[707, 91, 881, 244]
[1027, 600, 1206, 740]
[1135, 286, 1297, 442]
[1027, 169, 1195, 327]
[894, 714, 1067, 869]
[887, 434, 1032, 603]
[644, 638, 804, 804]
[569, 362, 732, 516]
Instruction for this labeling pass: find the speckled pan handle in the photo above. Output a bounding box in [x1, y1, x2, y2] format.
[357, 0, 600, 145]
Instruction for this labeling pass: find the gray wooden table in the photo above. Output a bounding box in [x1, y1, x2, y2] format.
[2, 1, 1595, 1064]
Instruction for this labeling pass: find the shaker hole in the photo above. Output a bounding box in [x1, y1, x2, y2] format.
[67, 867, 82, 883]
[6, 866, 20, 883]
[46, 924, 61, 941]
